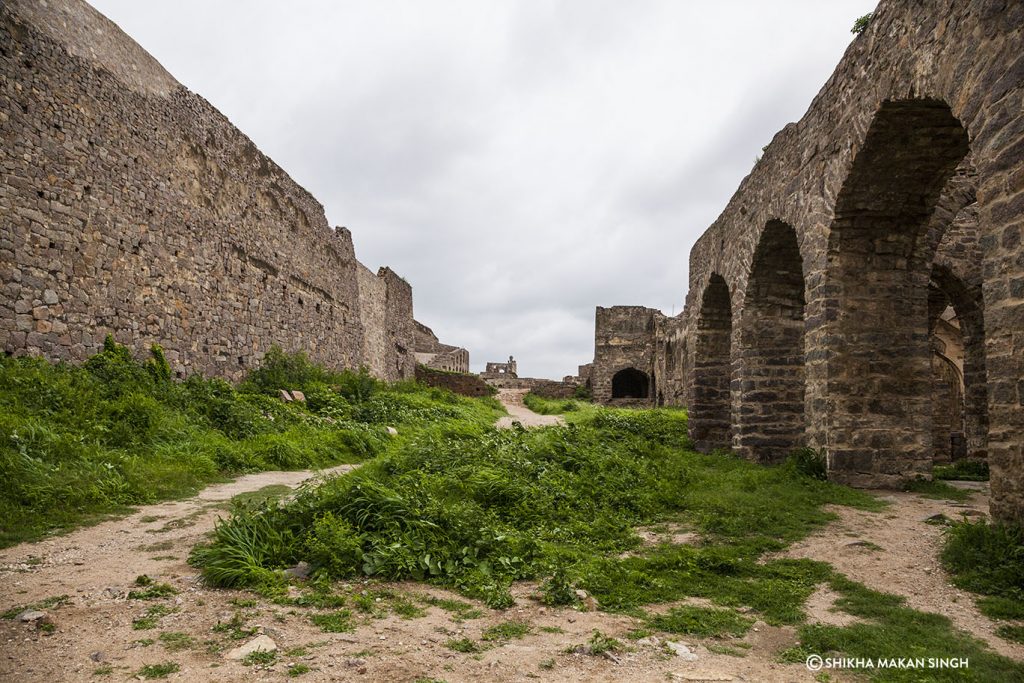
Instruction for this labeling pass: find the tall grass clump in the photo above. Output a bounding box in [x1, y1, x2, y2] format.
[0, 341, 502, 547]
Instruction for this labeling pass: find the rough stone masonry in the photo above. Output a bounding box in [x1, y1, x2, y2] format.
[0, 0, 436, 383]
[589, 0, 1024, 524]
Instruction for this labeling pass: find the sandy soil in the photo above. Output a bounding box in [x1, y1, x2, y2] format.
[494, 389, 565, 429]
[1, 413, 1021, 682]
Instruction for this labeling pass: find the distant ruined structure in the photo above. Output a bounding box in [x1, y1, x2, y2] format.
[413, 320, 470, 374]
[481, 356, 518, 380]
[0, 0, 461, 383]
[589, 0, 1024, 523]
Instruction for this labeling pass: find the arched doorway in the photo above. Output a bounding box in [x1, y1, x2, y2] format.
[612, 367, 650, 399]
[690, 274, 732, 452]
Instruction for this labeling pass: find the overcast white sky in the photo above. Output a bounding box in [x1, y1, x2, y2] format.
[91, 0, 876, 379]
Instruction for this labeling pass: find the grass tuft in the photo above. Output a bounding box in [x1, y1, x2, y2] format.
[646, 604, 754, 638]
[135, 662, 179, 679]
[482, 619, 531, 641]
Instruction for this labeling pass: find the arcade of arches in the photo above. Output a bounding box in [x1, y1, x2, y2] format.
[589, 2, 1024, 523]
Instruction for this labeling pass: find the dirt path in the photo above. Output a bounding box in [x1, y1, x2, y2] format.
[782, 483, 1024, 660]
[1, 459, 1020, 681]
[495, 388, 565, 429]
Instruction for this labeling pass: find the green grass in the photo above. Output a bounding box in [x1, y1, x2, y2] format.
[13, 346, 1016, 673]
[211, 611, 256, 640]
[391, 594, 427, 619]
[996, 624, 1024, 644]
[645, 604, 755, 637]
[941, 520, 1024, 621]
[422, 596, 483, 620]
[0, 342, 502, 548]
[706, 643, 748, 657]
[580, 629, 622, 655]
[228, 485, 295, 507]
[933, 459, 989, 481]
[2, 594, 70, 619]
[902, 479, 973, 502]
[157, 631, 195, 651]
[128, 575, 178, 600]
[241, 648, 277, 666]
[132, 605, 176, 630]
[783, 575, 1024, 681]
[310, 609, 354, 632]
[135, 662, 179, 679]
[522, 393, 595, 417]
[445, 637, 481, 653]
[288, 663, 311, 677]
[481, 619, 531, 641]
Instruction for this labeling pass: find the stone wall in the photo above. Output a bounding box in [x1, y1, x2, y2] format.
[525, 379, 577, 399]
[378, 267, 415, 381]
[414, 364, 493, 398]
[0, 0, 417, 382]
[590, 0, 1024, 522]
[356, 264, 389, 379]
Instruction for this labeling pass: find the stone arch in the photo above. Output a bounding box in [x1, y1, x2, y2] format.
[735, 220, 806, 464]
[611, 367, 650, 399]
[821, 99, 970, 486]
[690, 274, 732, 452]
[929, 263, 988, 462]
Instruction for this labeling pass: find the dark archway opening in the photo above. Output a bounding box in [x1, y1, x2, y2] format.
[612, 367, 650, 399]
[690, 274, 732, 452]
[737, 220, 806, 464]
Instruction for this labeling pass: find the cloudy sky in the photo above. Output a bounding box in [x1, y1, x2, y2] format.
[92, 0, 876, 379]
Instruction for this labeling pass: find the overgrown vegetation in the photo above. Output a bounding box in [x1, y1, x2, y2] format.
[0, 341, 502, 547]
[942, 520, 1024, 625]
[933, 459, 990, 482]
[191, 402, 880, 612]
[787, 447, 828, 481]
[902, 478, 972, 502]
[522, 392, 593, 416]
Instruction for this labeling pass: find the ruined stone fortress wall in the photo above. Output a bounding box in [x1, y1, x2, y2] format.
[0, 0, 418, 381]
[590, 0, 1024, 523]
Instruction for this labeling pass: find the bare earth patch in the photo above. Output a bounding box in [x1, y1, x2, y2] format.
[494, 388, 565, 429]
[781, 484, 1024, 660]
